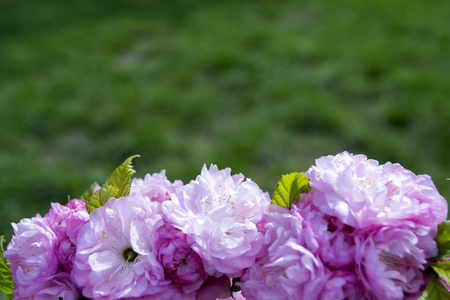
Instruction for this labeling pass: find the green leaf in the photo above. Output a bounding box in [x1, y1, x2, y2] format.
[434, 221, 450, 260]
[436, 221, 450, 245]
[418, 275, 450, 300]
[105, 155, 140, 198]
[0, 236, 14, 299]
[84, 155, 140, 213]
[432, 260, 450, 285]
[79, 182, 98, 201]
[272, 172, 311, 208]
[85, 185, 119, 212]
[437, 243, 450, 261]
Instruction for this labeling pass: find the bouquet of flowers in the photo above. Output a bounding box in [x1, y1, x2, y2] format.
[1, 151, 449, 300]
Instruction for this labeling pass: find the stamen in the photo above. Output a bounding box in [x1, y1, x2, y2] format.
[379, 251, 415, 269]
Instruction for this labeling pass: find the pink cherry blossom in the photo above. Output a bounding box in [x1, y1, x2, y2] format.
[162, 164, 271, 278]
[5, 214, 79, 300]
[72, 195, 167, 299]
[130, 170, 183, 203]
[305, 151, 448, 229]
[355, 223, 435, 299]
[240, 205, 340, 300]
[154, 225, 207, 293]
[45, 199, 89, 271]
[296, 200, 357, 270]
[298, 151, 447, 298]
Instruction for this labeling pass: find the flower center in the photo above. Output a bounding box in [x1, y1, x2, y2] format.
[122, 247, 138, 263]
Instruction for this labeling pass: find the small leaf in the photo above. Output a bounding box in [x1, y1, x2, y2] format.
[85, 185, 119, 212]
[106, 155, 140, 198]
[84, 155, 140, 213]
[79, 182, 98, 201]
[436, 221, 450, 245]
[432, 260, 450, 285]
[418, 275, 450, 300]
[0, 236, 14, 299]
[272, 172, 311, 208]
[434, 221, 450, 260]
[289, 173, 311, 203]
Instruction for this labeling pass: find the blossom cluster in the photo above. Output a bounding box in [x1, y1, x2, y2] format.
[240, 152, 448, 299]
[3, 152, 449, 300]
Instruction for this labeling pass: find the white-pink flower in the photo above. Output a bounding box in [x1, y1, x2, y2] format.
[72, 195, 167, 299]
[130, 170, 183, 203]
[162, 164, 271, 278]
[305, 151, 448, 229]
[299, 151, 448, 298]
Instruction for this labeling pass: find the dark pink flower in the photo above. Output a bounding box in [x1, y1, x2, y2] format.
[154, 225, 207, 293]
[44, 199, 89, 271]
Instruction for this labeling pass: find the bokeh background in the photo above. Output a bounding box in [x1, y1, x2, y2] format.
[1, 0, 450, 242]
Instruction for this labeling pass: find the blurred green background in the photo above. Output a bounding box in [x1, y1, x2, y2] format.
[1, 0, 450, 242]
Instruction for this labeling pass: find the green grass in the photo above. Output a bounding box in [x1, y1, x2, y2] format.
[1, 0, 450, 243]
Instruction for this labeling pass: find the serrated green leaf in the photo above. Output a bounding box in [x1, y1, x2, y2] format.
[272, 172, 311, 208]
[434, 221, 450, 260]
[419, 275, 450, 300]
[0, 236, 14, 299]
[106, 155, 140, 198]
[432, 261, 450, 285]
[84, 155, 140, 213]
[0, 236, 5, 253]
[79, 182, 98, 201]
[86, 185, 119, 212]
[0, 281, 14, 294]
